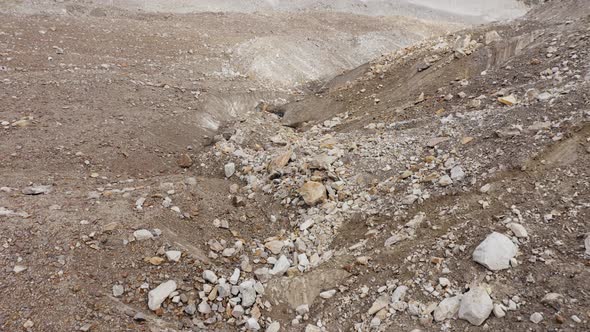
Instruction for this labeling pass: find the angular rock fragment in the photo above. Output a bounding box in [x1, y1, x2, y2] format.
[298, 182, 327, 206]
[434, 295, 462, 322]
[148, 280, 177, 310]
[472, 232, 517, 271]
[458, 286, 493, 326]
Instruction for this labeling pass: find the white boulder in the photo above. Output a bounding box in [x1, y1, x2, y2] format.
[434, 295, 462, 322]
[458, 286, 493, 326]
[148, 280, 177, 310]
[472, 232, 517, 271]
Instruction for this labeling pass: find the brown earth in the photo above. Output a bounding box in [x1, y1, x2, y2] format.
[1, 0, 589, 332]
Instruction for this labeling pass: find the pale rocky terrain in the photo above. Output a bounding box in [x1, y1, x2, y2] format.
[1, 0, 589, 332]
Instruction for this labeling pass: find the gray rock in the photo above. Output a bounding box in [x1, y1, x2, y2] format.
[493, 304, 506, 318]
[112, 284, 124, 297]
[22, 185, 52, 195]
[585, 234, 590, 256]
[434, 295, 462, 322]
[320, 289, 337, 299]
[485, 30, 502, 45]
[254, 267, 271, 283]
[450, 166, 465, 181]
[270, 255, 290, 276]
[148, 280, 177, 310]
[391, 285, 408, 303]
[232, 305, 244, 318]
[368, 294, 389, 315]
[184, 303, 197, 315]
[438, 175, 453, 186]
[472, 232, 517, 271]
[133, 313, 146, 321]
[224, 162, 236, 178]
[165, 250, 181, 262]
[537, 92, 552, 101]
[198, 300, 211, 314]
[246, 317, 261, 330]
[507, 223, 528, 238]
[296, 304, 309, 315]
[458, 286, 493, 326]
[133, 229, 153, 241]
[239, 280, 257, 307]
[202, 270, 218, 284]
[230, 268, 241, 285]
[265, 321, 280, 332]
[530, 312, 543, 324]
[305, 325, 321, 332]
[13, 265, 27, 273]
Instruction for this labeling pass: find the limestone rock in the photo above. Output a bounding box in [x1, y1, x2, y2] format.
[310, 154, 338, 170]
[485, 30, 502, 45]
[438, 175, 453, 186]
[270, 255, 290, 276]
[165, 250, 182, 262]
[368, 294, 389, 315]
[22, 185, 52, 195]
[498, 95, 518, 106]
[225, 162, 236, 178]
[458, 286, 493, 326]
[202, 270, 218, 284]
[239, 280, 257, 307]
[472, 232, 517, 271]
[246, 317, 260, 330]
[530, 312, 543, 324]
[507, 223, 528, 238]
[112, 284, 124, 297]
[148, 280, 177, 310]
[450, 166, 465, 181]
[265, 321, 280, 332]
[133, 229, 153, 241]
[434, 295, 462, 322]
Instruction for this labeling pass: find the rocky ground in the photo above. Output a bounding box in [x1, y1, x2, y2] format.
[1, 0, 590, 331]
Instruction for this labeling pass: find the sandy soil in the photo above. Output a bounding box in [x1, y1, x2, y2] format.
[2, 0, 589, 332]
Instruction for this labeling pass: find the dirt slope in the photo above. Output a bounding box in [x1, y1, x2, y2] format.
[2, 0, 590, 332]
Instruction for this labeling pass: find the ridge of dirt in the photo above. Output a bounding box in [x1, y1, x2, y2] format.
[1, 0, 590, 332]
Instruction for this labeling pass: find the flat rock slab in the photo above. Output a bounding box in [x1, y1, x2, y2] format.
[266, 267, 350, 310]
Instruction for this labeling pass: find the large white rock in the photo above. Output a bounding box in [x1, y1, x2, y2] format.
[265, 240, 284, 255]
[391, 285, 408, 303]
[202, 270, 218, 284]
[472, 232, 517, 271]
[507, 223, 528, 238]
[265, 321, 280, 332]
[585, 234, 590, 256]
[245, 317, 260, 330]
[165, 250, 182, 262]
[148, 280, 177, 310]
[434, 295, 462, 322]
[133, 229, 153, 241]
[368, 294, 389, 315]
[458, 286, 493, 326]
[239, 280, 257, 307]
[270, 255, 290, 276]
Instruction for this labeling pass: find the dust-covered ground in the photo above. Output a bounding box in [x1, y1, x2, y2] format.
[1, 0, 589, 331]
